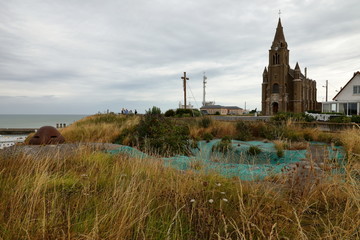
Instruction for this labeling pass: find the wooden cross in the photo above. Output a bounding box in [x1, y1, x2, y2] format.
[181, 72, 189, 109]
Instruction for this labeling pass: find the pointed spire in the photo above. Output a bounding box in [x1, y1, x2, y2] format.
[271, 18, 287, 48]
[263, 67, 268, 74]
[295, 62, 300, 70]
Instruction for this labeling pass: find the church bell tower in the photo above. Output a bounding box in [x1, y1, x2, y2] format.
[262, 18, 290, 115]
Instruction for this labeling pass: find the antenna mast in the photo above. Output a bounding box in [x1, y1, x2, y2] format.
[202, 72, 207, 106]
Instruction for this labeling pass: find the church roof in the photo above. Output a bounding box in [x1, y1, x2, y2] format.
[272, 18, 286, 48]
[289, 68, 306, 79]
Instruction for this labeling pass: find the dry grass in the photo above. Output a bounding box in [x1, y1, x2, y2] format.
[60, 114, 140, 143]
[189, 120, 237, 140]
[10, 115, 359, 239]
[340, 128, 360, 155]
[0, 145, 359, 239]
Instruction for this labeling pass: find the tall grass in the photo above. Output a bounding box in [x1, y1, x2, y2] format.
[60, 114, 140, 143]
[0, 146, 359, 239]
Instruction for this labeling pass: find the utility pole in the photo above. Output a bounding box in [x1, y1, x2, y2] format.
[202, 72, 207, 106]
[323, 80, 328, 102]
[181, 72, 189, 109]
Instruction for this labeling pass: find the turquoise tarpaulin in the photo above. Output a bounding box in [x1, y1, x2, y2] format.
[107, 140, 345, 180]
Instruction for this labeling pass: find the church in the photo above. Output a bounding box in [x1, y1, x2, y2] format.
[262, 18, 318, 115]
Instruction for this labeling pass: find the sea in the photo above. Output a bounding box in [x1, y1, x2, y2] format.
[0, 114, 88, 148]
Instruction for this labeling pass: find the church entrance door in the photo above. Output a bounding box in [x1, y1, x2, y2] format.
[272, 102, 279, 114]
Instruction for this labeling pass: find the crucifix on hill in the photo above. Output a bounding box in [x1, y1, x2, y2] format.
[181, 72, 189, 109]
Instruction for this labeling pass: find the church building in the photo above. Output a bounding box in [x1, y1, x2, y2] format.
[262, 18, 318, 115]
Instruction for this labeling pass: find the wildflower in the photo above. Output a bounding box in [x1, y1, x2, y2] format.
[222, 198, 228, 202]
[220, 192, 226, 195]
[81, 174, 88, 178]
[216, 183, 221, 187]
[190, 199, 195, 203]
[208, 199, 214, 203]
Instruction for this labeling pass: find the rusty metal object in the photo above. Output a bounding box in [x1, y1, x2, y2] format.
[29, 126, 65, 145]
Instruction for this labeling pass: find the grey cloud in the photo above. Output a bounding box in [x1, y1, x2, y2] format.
[0, 0, 359, 113]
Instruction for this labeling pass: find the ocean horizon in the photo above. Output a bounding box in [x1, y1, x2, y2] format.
[0, 114, 88, 129]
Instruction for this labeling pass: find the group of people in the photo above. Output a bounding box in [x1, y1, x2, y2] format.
[121, 108, 137, 115]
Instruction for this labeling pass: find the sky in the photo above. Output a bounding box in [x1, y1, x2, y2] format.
[0, 0, 359, 114]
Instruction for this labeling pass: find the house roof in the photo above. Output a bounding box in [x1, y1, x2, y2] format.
[200, 105, 243, 110]
[332, 71, 360, 100]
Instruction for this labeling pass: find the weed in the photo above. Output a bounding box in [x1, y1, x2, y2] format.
[247, 146, 261, 155]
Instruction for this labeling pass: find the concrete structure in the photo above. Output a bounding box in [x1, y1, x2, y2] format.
[322, 71, 360, 115]
[200, 105, 244, 115]
[262, 18, 318, 115]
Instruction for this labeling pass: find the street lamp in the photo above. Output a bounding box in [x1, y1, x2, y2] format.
[322, 80, 328, 102]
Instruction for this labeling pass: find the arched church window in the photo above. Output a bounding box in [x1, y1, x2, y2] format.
[272, 83, 279, 93]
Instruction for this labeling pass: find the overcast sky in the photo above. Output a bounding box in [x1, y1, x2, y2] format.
[0, 0, 359, 114]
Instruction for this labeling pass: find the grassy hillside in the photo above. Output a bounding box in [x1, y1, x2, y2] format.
[8, 113, 359, 239]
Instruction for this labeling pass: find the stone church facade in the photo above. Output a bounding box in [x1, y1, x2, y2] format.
[262, 18, 317, 115]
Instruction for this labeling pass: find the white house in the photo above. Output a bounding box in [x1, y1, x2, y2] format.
[322, 71, 360, 115]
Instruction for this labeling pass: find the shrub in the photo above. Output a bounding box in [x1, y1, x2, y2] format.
[176, 108, 191, 117]
[164, 109, 175, 117]
[199, 117, 213, 128]
[135, 114, 190, 156]
[351, 115, 360, 123]
[212, 136, 233, 153]
[329, 116, 351, 123]
[146, 106, 161, 115]
[235, 121, 251, 141]
[247, 146, 261, 155]
[202, 132, 214, 142]
[215, 111, 220, 115]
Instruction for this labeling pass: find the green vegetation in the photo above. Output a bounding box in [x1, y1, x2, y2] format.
[212, 136, 233, 153]
[133, 110, 190, 156]
[164, 109, 175, 117]
[8, 113, 360, 239]
[247, 145, 262, 155]
[271, 112, 315, 122]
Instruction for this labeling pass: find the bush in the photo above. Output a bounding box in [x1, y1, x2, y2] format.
[164, 109, 175, 117]
[235, 121, 251, 141]
[146, 106, 161, 115]
[215, 111, 220, 115]
[351, 115, 360, 123]
[212, 136, 233, 153]
[247, 146, 261, 155]
[271, 112, 306, 122]
[175, 108, 200, 117]
[135, 114, 190, 156]
[203, 132, 214, 142]
[199, 117, 213, 128]
[329, 116, 351, 123]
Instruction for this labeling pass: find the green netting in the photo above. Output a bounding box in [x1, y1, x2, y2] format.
[107, 140, 345, 181]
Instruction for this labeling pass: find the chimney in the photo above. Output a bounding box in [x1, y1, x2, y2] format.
[305, 67, 307, 79]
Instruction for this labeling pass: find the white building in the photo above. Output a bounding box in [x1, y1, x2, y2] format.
[322, 71, 360, 115]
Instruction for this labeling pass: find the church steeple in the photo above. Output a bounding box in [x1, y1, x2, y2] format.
[271, 18, 287, 49]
